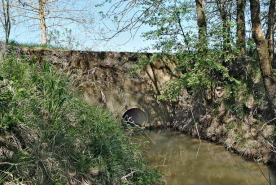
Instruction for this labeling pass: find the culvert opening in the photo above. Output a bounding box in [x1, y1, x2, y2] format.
[123, 108, 148, 126]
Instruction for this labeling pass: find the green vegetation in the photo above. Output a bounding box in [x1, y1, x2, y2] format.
[0, 53, 161, 184]
[103, 0, 275, 122]
[8, 40, 71, 50]
[99, 0, 276, 164]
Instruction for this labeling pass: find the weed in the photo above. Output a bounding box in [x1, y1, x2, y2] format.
[0, 52, 161, 184]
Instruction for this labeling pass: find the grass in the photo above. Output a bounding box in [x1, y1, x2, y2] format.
[0, 52, 161, 184]
[8, 40, 70, 50]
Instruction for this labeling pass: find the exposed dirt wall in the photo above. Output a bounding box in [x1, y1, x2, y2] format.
[171, 94, 275, 163]
[0, 43, 174, 126]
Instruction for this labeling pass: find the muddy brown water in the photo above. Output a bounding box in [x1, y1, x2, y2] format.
[134, 129, 276, 185]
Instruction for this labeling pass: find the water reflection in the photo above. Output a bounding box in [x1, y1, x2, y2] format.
[134, 130, 276, 185]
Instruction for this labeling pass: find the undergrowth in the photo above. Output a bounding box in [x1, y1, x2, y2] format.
[0, 53, 161, 184]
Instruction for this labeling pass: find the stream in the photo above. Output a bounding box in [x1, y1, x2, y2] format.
[134, 129, 276, 185]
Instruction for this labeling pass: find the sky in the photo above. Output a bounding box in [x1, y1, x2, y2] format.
[2, 0, 156, 52]
[1, 0, 270, 53]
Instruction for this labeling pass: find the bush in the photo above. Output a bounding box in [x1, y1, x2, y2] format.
[0, 53, 161, 184]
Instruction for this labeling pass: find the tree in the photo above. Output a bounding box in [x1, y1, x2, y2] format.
[195, 0, 207, 50]
[249, 0, 276, 116]
[0, 0, 12, 43]
[266, 0, 275, 65]
[38, 0, 46, 44]
[232, 0, 246, 77]
[215, 0, 233, 52]
[102, 0, 234, 84]
[101, 0, 276, 117]
[236, 0, 246, 54]
[13, 0, 93, 45]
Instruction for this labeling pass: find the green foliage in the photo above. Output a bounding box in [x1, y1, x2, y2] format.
[0, 53, 161, 184]
[121, 0, 242, 102]
[133, 48, 240, 102]
[48, 28, 81, 49]
[127, 0, 266, 120]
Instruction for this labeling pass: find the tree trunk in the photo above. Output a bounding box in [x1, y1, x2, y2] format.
[195, 0, 207, 50]
[2, 0, 11, 44]
[249, 0, 276, 117]
[232, 0, 246, 77]
[5, 0, 10, 44]
[216, 0, 231, 52]
[266, 0, 275, 65]
[196, 0, 210, 103]
[39, 0, 47, 45]
[237, 0, 246, 53]
[220, 1, 228, 52]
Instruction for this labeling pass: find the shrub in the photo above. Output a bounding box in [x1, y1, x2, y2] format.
[0, 53, 161, 184]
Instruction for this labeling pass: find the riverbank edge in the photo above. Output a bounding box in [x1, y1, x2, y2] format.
[163, 104, 276, 165]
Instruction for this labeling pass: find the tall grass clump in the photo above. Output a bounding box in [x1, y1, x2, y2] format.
[0, 53, 161, 185]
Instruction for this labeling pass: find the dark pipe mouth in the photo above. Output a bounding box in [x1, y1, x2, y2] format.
[123, 108, 148, 126]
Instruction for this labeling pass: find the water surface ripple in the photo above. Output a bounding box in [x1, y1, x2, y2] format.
[134, 130, 276, 185]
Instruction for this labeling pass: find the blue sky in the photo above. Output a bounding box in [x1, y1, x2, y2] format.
[1, 0, 201, 52]
[1, 0, 156, 52]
